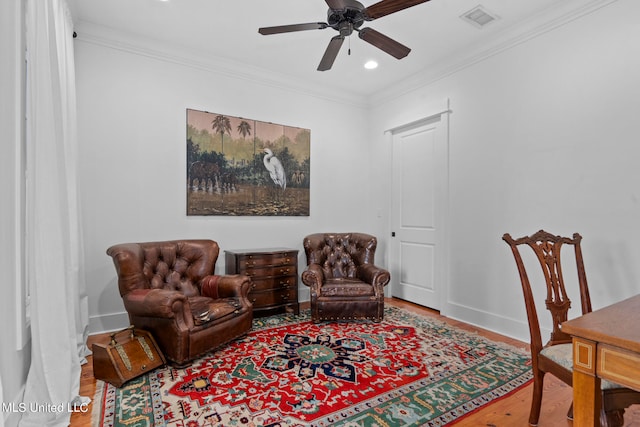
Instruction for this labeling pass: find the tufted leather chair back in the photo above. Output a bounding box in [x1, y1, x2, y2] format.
[107, 239, 253, 365]
[108, 240, 219, 298]
[303, 233, 377, 279]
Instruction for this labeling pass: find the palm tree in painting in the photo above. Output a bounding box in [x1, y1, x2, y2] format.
[236, 120, 253, 171]
[211, 115, 232, 157]
[237, 120, 252, 140]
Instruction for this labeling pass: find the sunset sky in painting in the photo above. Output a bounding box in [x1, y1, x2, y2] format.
[187, 109, 306, 145]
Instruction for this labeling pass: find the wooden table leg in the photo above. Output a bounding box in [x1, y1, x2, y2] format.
[572, 338, 601, 426]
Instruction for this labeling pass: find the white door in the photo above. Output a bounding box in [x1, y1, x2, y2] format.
[390, 113, 449, 311]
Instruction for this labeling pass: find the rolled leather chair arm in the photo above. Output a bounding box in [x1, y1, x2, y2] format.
[123, 288, 188, 319]
[201, 274, 253, 299]
[301, 263, 324, 292]
[358, 264, 391, 294]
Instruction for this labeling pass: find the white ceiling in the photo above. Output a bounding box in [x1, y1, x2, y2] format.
[68, 0, 602, 101]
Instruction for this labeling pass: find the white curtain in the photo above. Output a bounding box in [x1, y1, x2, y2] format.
[20, 1, 90, 426]
[0, 375, 4, 427]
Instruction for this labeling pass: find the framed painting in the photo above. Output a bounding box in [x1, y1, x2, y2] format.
[186, 109, 310, 216]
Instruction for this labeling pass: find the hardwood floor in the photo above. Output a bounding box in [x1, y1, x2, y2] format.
[71, 298, 640, 426]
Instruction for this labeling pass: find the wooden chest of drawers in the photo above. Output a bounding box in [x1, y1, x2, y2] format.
[225, 248, 299, 318]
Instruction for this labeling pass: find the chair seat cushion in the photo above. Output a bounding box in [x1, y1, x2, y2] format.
[321, 278, 374, 297]
[540, 343, 574, 370]
[189, 296, 242, 325]
[540, 343, 629, 390]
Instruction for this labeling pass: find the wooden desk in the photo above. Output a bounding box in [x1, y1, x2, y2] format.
[562, 294, 640, 426]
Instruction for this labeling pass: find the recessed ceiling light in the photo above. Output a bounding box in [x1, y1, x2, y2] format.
[364, 60, 378, 70]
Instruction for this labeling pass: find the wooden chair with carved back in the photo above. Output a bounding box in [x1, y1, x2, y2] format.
[503, 230, 640, 426]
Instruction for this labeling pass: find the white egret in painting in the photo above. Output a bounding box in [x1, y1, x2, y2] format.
[263, 148, 287, 191]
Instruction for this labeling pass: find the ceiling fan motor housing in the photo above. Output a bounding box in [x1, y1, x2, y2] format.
[327, 0, 367, 34]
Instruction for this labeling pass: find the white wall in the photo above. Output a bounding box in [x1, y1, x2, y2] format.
[0, 1, 30, 426]
[76, 0, 640, 342]
[370, 0, 640, 341]
[74, 30, 376, 334]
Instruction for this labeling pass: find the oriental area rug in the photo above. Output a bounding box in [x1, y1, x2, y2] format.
[92, 307, 532, 427]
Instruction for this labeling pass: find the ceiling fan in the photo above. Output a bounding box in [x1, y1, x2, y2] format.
[258, 0, 431, 71]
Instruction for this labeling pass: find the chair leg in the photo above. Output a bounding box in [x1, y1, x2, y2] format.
[529, 371, 545, 426]
[170, 360, 191, 369]
[566, 400, 624, 426]
[601, 408, 625, 427]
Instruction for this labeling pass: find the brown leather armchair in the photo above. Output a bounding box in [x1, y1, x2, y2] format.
[106, 239, 253, 366]
[302, 233, 390, 323]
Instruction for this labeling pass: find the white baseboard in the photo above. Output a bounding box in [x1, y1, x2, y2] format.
[443, 301, 531, 345]
[88, 311, 129, 336]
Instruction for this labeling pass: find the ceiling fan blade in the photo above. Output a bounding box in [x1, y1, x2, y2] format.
[358, 27, 410, 59]
[317, 35, 344, 71]
[325, 0, 348, 10]
[259, 22, 328, 35]
[364, 0, 431, 20]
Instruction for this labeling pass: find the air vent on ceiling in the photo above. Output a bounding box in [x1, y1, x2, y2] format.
[460, 5, 499, 29]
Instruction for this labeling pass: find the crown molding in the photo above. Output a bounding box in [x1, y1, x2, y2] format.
[74, 0, 618, 111]
[74, 21, 369, 110]
[368, 0, 620, 106]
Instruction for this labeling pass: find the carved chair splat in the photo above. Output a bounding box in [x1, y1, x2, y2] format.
[503, 230, 640, 427]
